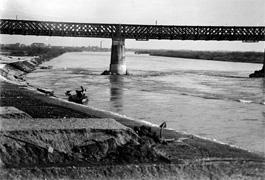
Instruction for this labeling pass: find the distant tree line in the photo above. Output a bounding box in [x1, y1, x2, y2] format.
[135, 50, 264, 64]
[0, 43, 111, 57]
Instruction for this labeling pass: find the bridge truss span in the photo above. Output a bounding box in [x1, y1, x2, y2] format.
[1, 19, 265, 41]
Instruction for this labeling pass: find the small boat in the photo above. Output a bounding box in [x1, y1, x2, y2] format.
[65, 86, 88, 104]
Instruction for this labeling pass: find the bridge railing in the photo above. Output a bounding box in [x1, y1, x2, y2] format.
[120, 24, 265, 41]
[1, 19, 265, 41]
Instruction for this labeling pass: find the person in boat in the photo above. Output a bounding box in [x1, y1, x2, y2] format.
[65, 86, 88, 104]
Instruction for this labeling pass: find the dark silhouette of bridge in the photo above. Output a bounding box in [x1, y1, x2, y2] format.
[1, 19, 265, 41]
[1, 19, 265, 74]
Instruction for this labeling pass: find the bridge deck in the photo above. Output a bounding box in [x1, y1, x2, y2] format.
[1, 19, 265, 41]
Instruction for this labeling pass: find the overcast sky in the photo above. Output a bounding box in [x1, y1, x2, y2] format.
[1, 0, 264, 51]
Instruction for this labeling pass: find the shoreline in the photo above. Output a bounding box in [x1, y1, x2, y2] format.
[135, 50, 264, 64]
[0, 53, 265, 179]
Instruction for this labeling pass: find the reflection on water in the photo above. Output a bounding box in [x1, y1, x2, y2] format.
[109, 75, 124, 113]
[262, 78, 265, 94]
[262, 78, 265, 107]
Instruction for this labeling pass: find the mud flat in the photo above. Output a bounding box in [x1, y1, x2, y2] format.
[0, 56, 264, 179]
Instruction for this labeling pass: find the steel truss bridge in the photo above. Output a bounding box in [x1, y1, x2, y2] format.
[1, 19, 265, 41]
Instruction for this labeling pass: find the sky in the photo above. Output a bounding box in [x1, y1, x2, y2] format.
[0, 0, 265, 51]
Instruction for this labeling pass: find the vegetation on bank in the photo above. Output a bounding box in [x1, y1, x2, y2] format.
[0, 43, 111, 57]
[0, 43, 83, 57]
[0, 43, 84, 74]
[135, 50, 264, 64]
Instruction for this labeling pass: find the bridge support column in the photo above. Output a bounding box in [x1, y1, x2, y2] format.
[109, 37, 126, 75]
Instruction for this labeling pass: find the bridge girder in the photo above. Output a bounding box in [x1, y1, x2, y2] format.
[0, 19, 265, 41]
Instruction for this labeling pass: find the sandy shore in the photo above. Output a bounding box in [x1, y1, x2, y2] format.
[0, 55, 264, 179]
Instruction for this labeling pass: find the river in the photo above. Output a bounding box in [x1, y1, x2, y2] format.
[26, 52, 265, 154]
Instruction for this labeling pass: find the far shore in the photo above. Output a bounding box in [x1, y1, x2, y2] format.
[135, 50, 264, 64]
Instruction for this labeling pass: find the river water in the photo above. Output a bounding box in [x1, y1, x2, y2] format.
[26, 52, 265, 154]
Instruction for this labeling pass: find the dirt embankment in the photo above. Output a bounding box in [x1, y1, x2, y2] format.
[1, 122, 264, 180]
[0, 119, 172, 179]
[0, 49, 65, 82]
[1, 128, 163, 168]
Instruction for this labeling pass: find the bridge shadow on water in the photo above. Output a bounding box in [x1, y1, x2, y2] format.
[109, 75, 124, 113]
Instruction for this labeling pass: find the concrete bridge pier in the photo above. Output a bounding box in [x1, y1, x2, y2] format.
[109, 37, 127, 75]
